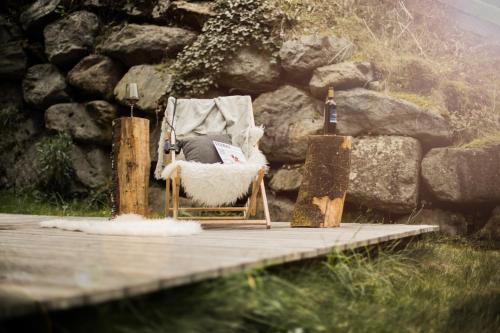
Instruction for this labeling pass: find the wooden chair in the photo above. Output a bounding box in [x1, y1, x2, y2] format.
[159, 97, 271, 229]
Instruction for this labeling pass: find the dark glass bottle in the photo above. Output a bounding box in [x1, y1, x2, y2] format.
[323, 86, 337, 135]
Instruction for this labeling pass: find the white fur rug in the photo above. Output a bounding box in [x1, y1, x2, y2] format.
[39, 214, 202, 236]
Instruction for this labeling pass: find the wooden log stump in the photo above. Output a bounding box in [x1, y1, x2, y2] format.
[111, 117, 150, 217]
[292, 135, 352, 228]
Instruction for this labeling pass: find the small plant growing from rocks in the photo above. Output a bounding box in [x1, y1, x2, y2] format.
[173, 0, 285, 96]
[37, 133, 74, 197]
[0, 103, 21, 130]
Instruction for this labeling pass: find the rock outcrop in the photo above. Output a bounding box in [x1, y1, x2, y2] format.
[45, 102, 115, 144]
[477, 207, 500, 240]
[99, 24, 197, 66]
[348, 136, 422, 214]
[70, 145, 111, 189]
[279, 34, 354, 81]
[218, 48, 281, 93]
[9, 136, 49, 189]
[336, 88, 452, 147]
[169, 1, 215, 29]
[253, 85, 323, 162]
[266, 195, 295, 222]
[0, 15, 23, 44]
[269, 165, 303, 193]
[68, 54, 124, 99]
[22, 64, 71, 109]
[397, 209, 467, 236]
[421, 146, 500, 204]
[19, 0, 62, 31]
[85, 100, 117, 126]
[43, 11, 100, 68]
[309, 62, 374, 98]
[114, 64, 174, 113]
[0, 42, 27, 80]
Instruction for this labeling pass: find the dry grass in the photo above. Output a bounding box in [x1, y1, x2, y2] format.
[274, 0, 500, 144]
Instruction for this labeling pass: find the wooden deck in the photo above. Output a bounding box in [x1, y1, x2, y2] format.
[0, 214, 438, 318]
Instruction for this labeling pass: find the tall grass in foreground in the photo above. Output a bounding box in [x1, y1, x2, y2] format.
[8, 237, 499, 333]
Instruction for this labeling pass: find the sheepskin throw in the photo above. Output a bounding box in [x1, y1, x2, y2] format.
[155, 95, 267, 206]
[161, 148, 267, 206]
[40, 214, 202, 236]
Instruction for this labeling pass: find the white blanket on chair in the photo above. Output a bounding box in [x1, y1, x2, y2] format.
[154, 95, 263, 179]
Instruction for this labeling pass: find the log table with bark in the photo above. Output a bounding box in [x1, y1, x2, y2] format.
[111, 117, 150, 217]
[292, 135, 352, 228]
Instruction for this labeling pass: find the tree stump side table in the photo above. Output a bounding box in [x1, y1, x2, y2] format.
[292, 135, 352, 228]
[111, 117, 150, 217]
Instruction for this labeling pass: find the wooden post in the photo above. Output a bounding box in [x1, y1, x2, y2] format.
[111, 117, 150, 217]
[292, 135, 352, 228]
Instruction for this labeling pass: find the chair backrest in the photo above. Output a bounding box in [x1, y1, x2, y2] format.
[155, 95, 258, 179]
[164, 95, 255, 141]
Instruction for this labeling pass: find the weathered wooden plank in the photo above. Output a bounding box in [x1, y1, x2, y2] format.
[0, 214, 438, 318]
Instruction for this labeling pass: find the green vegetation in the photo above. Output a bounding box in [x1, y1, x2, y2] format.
[37, 133, 74, 196]
[0, 190, 110, 217]
[173, 0, 284, 96]
[7, 236, 499, 333]
[461, 131, 500, 149]
[0, 103, 20, 130]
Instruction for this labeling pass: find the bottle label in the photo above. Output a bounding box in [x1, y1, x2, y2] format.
[329, 105, 337, 123]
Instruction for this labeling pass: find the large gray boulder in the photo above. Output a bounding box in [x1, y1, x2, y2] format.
[114, 65, 174, 113]
[83, 0, 171, 22]
[0, 42, 27, 80]
[22, 64, 71, 109]
[218, 48, 281, 93]
[99, 24, 197, 66]
[336, 88, 452, 147]
[269, 164, 303, 193]
[70, 145, 111, 189]
[85, 100, 118, 126]
[0, 83, 23, 109]
[169, 1, 215, 29]
[279, 34, 354, 81]
[309, 62, 373, 98]
[421, 146, 500, 204]
[150, 125, 162, 164]
[0, 15, 23, 44]
[9, 136, 48, 189]
[348, 136, 422, 214]
[151, 0, 172, 22]
[19, 0, 63, 31]
[45, 102, 116, 144]
[68, 54, 124, 99]
[477, 207, 500, 240]
[397, 209, 467, 236]
[253, 85, 323, 162]
[44, 11, 100, 68]
[264, 194, 295, 222]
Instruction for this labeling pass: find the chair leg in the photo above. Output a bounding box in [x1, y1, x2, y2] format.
[249, 168, 265, 217]
[260, 181, 271, 229]
[173, 167, 180, 219]
[165, 178, 171, 217]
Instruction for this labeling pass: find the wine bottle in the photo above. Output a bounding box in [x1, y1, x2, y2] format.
[323, 86, 337, 135]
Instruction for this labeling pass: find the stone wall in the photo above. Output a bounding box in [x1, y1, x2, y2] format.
[0, 0, 498, 237]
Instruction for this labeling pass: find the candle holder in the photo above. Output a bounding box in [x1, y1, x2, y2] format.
[125, 83, 139, 117]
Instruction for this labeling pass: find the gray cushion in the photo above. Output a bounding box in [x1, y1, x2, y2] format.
[180, 133, 232, 164]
